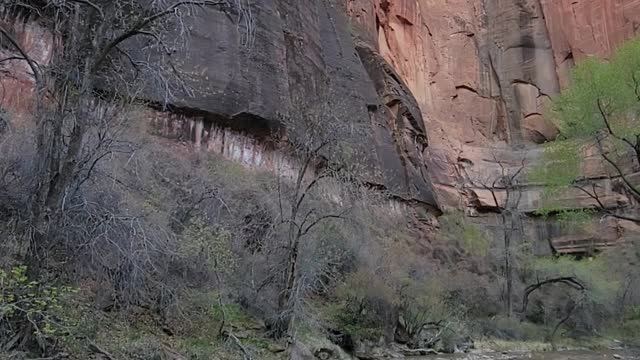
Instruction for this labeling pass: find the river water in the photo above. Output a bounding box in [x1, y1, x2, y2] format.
[421, 350, 640, 359]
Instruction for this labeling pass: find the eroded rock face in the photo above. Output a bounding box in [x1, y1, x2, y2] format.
[2, 1, 640, 252]
[345, 0, 640, 250]
[0, 2, 438, 206]
[156, 0, 438, 205]
[541, 0, 640, 87]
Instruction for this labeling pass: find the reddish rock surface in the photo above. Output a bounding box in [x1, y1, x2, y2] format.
[2, 1, 639, 252]
[0, 13, 54, 118]
[345, 0, 640, 250]
[541, 0, 640, 86]
[344, 0, 640, 207]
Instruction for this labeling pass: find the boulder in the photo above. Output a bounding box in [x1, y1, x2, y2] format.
[290, 341, 315, 360]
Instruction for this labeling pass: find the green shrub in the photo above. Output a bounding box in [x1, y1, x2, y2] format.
[323, 301, 384, 341]
[533, 256, 619, 305]
[438, 213, 491, 257]
[180, 219, 238, 276]
[0, 265, 77, 352]
[477, 316, 546, 341]
[531, 38, 640, 213]
[328, 270, 396, 340]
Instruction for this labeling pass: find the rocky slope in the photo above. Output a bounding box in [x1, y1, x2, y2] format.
[2, 0, 640, 253]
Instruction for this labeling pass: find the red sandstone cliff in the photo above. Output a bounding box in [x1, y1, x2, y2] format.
[2, 1, 639, 252]
[344, 0, 640, 251]
[346, 0, 640, 210]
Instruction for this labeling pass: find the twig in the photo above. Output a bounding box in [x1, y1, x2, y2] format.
[88, 342, 115, 360]
[0, 26, 40, 83]
[224, 331, 252, 360]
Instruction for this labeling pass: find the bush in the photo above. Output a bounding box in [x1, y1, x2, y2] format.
[532, 256, 619, 306]
[179, 219, 238, 278]
[438, 212, 491, 257]
[329, 270, 396, 341]
[0, 266, 77, 354]
[476, 316, 546, 341]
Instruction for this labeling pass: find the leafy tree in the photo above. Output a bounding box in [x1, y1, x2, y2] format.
[533, 38, 640, 222]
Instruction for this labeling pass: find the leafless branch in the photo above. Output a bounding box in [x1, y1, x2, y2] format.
[0, 26, 40, 83]
[522, 276, 585, 314]
[92, 0, 228, 72]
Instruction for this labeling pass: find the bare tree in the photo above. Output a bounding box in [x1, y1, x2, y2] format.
[271, 92, 366, 338]
[0, 0, 234, 264]
[465, 156, 526, 317]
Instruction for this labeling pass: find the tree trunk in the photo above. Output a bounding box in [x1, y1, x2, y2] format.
[503, 213, 513, 317]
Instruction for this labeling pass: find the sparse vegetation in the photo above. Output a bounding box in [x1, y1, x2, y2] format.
[0, 1, 639, 358]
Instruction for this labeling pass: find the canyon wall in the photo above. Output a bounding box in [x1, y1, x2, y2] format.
[345, 0, 640, 209]
[2, 1, 640, 253]
[344, 0, 640, 252]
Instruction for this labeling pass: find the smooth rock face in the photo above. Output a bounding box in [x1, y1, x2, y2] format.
[153, 1, 438, 205]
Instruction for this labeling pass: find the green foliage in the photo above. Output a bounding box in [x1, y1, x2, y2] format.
[331, 268, 464, 345]
[323, 302, 385, 340]
[397, 277, 463, 342]
[209, 301, 256, 330]
[618, 319, 640, 345]
[0, 266, 78, 349]
[554, 209, 596, 225]
[335, 269, 397, 308]
[478, 315, 547, 341]
[438, 212, 491, 257]
[533, 208, 596, 232]
[534, 37, 640, 211]
[533, 256, 619, 304]
[552, 39, 640, 139]
[207, 155, 275, 193]
[329, 270, 396, 340]
[180, 219, 238, 275]
[530, 140, 581, 190]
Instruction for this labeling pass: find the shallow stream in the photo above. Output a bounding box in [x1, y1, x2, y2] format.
[422, 350, 639, 360]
